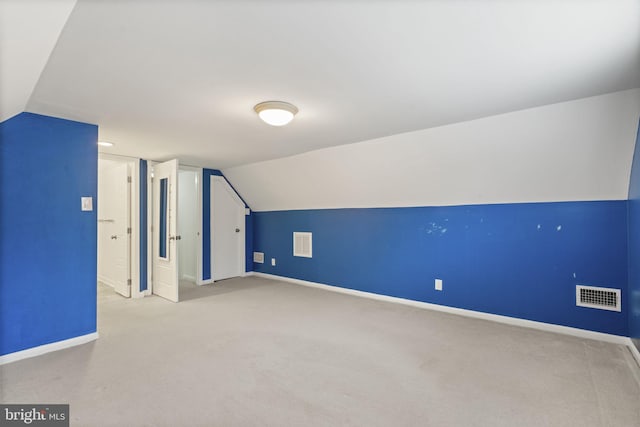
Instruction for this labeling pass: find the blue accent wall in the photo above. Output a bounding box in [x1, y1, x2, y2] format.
[139, 160, 148, 292]
[201, 168, 253, 280]
[0, 113, 98, 356]
[253, 201, 628, 335]
[627, 119, 640, 344]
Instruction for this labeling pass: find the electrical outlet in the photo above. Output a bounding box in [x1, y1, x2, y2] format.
[271, 258, 276, 266]
[81, 197, 93, 211]
[435, 278, 443, 291]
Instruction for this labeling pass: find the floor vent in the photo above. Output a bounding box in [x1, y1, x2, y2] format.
[293, 232, 312, 258]
[253, 252, 264, 263]
[576, 285, 621, 312]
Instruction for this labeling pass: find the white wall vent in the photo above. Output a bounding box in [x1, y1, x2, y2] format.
[576, 285, 621, 312]
[253, 252, 264, 263]
[293, 232, 312, 258]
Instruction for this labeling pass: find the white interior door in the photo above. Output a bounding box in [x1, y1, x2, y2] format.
[153, 159, 179, 302]
[212, 176, 245, 281]
[98, 162, 130, 297]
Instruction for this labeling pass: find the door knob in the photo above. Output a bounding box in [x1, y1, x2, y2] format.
[110, 235, 117, 240]
[235, 228, 241, 233]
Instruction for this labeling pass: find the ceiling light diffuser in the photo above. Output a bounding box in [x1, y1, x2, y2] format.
[98, 141, 114, 147]
[254, 101, 298, 126]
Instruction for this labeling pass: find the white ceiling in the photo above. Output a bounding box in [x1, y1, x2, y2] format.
[16, 0, 640, 169]
[0, 0, 76, 122]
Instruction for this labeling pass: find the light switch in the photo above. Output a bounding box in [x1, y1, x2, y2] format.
[81, 197, 93, 211]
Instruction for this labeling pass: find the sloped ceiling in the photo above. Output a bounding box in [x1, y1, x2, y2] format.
[0, 0, 77, 122]
[18, 0, 640, 169]
[224, 89, 640, 210]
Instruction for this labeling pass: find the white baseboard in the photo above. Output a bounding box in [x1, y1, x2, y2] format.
[181, 274, 197, 282]
[626, 338, 640, 367]
[97, 276, 114, 288]
[0, 332, 99, 366]
[253, 272, 631, 346]
[132, 287, 148, 299]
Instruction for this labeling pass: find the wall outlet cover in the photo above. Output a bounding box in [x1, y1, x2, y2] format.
[81, 197, 93, 211]
[435, 278, 443, 291]
[271, 258, 276, 266]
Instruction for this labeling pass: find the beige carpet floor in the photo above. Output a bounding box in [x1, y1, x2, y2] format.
[1, 276, 639, 426]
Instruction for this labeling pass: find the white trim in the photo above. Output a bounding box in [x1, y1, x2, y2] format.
[0, 333, 98, 365]
[129, 160, 142, 299]
[200, 278, 215, 285]
[626, 338, 640, 367]
[132, 157, 150, 298]
[252, 272, 630, 346]
[146, 160, 156, 295]
[196, 169, 204, 285]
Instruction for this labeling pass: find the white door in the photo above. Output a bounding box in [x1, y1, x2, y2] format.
[99, 162, 130, 297]
[212, 176, 245, 281]
[153, 159, 179, 302]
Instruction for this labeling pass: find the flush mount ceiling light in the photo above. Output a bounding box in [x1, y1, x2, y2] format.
[98, 141, 114, 147]
[254, 101, 298, 126]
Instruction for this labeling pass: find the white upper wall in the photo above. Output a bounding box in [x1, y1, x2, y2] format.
[0, 0, 77, 122]
[224, 89, 640, 211]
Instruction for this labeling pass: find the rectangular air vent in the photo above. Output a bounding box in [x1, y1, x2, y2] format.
[576, 285, 621, 312]
[253, 252, 264, 263]
[293, 232, 312, 258]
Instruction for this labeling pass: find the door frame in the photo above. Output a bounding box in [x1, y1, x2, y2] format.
[178, 165, 204, 286]
[211, 175, 246, 282]
[97, 154, 143, 298]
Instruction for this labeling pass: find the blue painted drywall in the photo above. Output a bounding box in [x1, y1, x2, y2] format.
[627, 119, 640, 342]
[202, 169, 253, 281]
[0, 112, 98, 356]
[245, 212, 254, 273]
[140, 159, 148, 292]
[253, 201, 628, 335]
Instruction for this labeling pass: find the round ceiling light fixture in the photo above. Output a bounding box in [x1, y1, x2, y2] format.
[98, 141, 114, 147]
[254, 101, 298, 126]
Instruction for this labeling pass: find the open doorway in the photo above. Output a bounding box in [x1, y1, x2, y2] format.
[149, 160, 203, 302]
[178, 167, 201, 296]
[97, 155, 141, 299]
